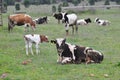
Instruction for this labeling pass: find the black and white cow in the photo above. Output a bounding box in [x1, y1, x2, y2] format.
[34, 16, 48, 24]
[53, 13, 63, 24]
[77, 18, 92, 25]
[61, 12, 78, 35]
[94, 18, 110, 26]
[51, 38, 104, 64]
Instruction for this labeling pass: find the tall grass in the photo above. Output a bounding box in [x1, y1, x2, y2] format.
[0, 8, 120, 80]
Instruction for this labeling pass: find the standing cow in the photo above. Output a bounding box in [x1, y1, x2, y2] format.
[8, 14, 36, 32]
[53, 13, 63, 24]
[61, 12, 78, 36]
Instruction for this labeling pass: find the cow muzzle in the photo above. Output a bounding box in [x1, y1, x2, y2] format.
[57, 49, 63, 53]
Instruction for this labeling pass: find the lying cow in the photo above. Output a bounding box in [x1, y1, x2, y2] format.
[77, 18, 92, 25]
[8, 14, 36, 32]
[34, 16, 48, 24]
[24, 34, 49, 55]
[51, 38, 104, 64]
[94, 18, 110, 26]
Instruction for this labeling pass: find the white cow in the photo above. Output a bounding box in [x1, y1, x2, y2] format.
[24, 34, 49, 55]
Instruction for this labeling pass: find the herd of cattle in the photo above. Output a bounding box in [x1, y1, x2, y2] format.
[7, 12, 109, 64]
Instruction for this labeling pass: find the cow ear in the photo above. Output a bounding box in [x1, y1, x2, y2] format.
[51, 40, 56, 44]
[63, 38, 66, 43]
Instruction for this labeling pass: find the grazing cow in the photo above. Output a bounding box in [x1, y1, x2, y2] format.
[94, 18, 110, 26]
[34, 16, 48, 24]
[77, 18, 92, 25]
[51, 38, 104, 64]
[61, 12, 78, 35]
[8, 14, 36, 32]
[53, 13, 63, 24]
[24, 34, 49, 55]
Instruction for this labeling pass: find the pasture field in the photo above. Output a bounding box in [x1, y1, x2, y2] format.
[0, 8, 120, 80]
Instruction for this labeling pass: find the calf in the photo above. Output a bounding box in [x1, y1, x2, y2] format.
[51, 38, 104, 64]
[24, 34, 49, 55]
[8, 14, 36, 32]
[94, 18, 110, 26]
[77, 18, 92, 25]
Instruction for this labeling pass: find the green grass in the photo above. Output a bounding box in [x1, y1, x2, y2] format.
[0, 8, 120, 80]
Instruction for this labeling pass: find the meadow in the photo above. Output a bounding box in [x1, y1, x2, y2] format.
[0, 7, 120, 80]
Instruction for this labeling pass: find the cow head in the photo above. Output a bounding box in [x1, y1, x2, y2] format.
[94, 18, 99, 22]
[51, 38, 66, 56]
[85, 18, 92, 23]
[40, 35, 49, 43]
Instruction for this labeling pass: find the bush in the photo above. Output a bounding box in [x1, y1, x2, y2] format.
[23, 0, 30, 8]
[15, 3, 20, 10]
[52, 5, 56, 13]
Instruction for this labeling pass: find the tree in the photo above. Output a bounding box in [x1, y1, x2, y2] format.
[115, 0, 120, 5]
[15, 3, 20, 10]
[89, 0, 95, 5]
[104, 0, 110, 5]
[23, 0, 30, 8]
[58, 4, 62, 12]
[62, 1, 69, 7]
[52, 5, 56, 13]
[72, 0, 79, 6]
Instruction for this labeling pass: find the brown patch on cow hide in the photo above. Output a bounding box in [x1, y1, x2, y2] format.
[40, 35, 49, 43]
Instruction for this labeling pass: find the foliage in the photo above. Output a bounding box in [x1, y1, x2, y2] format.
[89, 0, 95, 5]
[115, 0, 120, 5]
[58, 4, 62, 12]
[72, 0, 79, 6]
[104, 0, 110, 5]
[4, 0, 15, 5]
[52, 5, 56, 13]
[23, 0, 30, 8]
[15, 3, 20, 10]
[62, 1, 69, 7]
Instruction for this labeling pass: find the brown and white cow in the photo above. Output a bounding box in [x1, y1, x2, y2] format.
[8, 14, 36, 32]
[24, 34, 49, 55]
[51, 38, 104, 64]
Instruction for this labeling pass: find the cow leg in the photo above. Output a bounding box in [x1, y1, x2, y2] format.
[24, 24, 30, 32]
[28, 42, 34, 55]
[25, 44, 29, 55]
[75, 24, 78, 34]
[57, 56, 62, 63]
[25, 40, 29, 55]
[65, 24, 69, 36]
[72, 26, 74, 34]
[35, 44, 39, 55]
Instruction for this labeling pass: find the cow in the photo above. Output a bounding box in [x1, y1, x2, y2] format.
[61, 12, 78, 36]
[94, 18, 110, 26]
[8, 14, 36, 32]
[34, 16, 48, 24]
[77, 18, 92, 25]
[53, 13, 63, 24]
[24, 34, 49, 55]
[51, 38, 104, 64]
